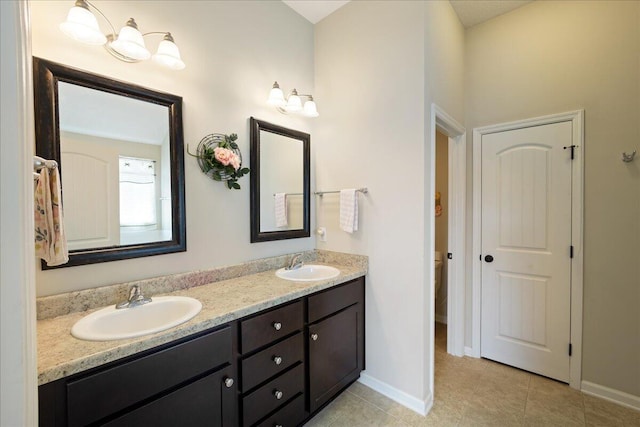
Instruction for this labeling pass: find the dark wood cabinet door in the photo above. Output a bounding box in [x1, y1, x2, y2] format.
[103, 365, 237, 427]
[308, 304, 363, 413]
[66, 327, 232, 427]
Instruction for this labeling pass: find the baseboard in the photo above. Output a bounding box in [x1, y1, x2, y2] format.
[581, 381, 640, 411]
[464, 346, 478, 357]
[358, 373, 432, 416]
[435, 315, 448, 324]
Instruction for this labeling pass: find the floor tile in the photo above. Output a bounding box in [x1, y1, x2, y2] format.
[305, 323, 640, 427]
[583, 394, 640, 427]
[347, 381, 398, 413]
[327, 392, 408, 426]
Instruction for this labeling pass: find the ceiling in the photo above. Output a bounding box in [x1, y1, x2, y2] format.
[58, 82, 169, 145]
[282, 0, 533, 27]
[450, 0, 533, 27]
[282, 1, 350, 24]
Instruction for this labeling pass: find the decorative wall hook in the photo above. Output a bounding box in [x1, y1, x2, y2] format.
[622, 151, 636, 163]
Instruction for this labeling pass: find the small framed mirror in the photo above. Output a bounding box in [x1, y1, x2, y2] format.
[250, 117, 310, 242]
[33, 57, 186, 268]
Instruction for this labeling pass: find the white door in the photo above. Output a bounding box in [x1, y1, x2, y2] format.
[61, 136, 120, 250]
[480, 121, 573, 383]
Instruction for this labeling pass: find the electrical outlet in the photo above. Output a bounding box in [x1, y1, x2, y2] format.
[317, 227, 327, 242]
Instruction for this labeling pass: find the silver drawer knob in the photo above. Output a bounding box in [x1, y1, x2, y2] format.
[273, 356, 283, 365]
[311, 333, 318, 341]
[274, 390, 283, 400]
[273, 322, 282, 331]
[275, 425, 283, 427]
[224, 377, 234, 388]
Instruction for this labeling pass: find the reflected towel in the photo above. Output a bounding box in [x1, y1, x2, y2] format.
[339, 189, 358, 233]
[34, 166, 68, 266]
[275, 193, 288, 228]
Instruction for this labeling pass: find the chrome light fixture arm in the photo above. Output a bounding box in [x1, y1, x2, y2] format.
[83, 0, 117, 36]
[61, 0, 186, 69]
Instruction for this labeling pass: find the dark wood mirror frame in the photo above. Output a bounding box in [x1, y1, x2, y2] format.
[250, 117, 310, 243]
[33, 57, 186, 268]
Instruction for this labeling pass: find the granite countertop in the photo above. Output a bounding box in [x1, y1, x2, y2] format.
[37, 257, 366, 386]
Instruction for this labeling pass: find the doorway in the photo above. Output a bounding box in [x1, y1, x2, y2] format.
[429, 104, 466, 404]
[471, 110, 584, 388]
[434, 130, 448, 327]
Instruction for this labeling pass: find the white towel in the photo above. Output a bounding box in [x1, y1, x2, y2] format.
[34, 166, 68, 266]
[339, 189, 358, 233]
[274, 193, 288, 227]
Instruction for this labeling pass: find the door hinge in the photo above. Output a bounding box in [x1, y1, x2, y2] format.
[570, 245, 574, 258]
[569, 343, 573, 356]
[563, 145, 577, 160]
[447, 253, 453, 260]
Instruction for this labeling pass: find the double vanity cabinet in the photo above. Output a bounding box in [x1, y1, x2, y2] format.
[39, 276, 365, 427]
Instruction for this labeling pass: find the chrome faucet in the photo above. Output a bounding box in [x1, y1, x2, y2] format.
[116, 285, 152, 309]
[286, 253, 304, 270]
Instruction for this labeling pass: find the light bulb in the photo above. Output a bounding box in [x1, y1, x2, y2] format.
[285, 89, 302, 112]
[110, 18, 150, 61]
[152, 33, 185, 70]
[267, 82, 286, 107]
[59, 0, 106, 45]
[303, 99, 319, 117]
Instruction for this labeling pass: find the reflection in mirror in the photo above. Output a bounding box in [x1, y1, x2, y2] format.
[259, 131, 303, 232]
[58, 82, 172, 249]
[250, 118, 310, 242]
[34, 57, 186, 268]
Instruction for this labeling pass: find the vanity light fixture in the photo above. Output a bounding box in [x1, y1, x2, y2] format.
[267, 82, 319, 118]
[60, 0, 186, 70]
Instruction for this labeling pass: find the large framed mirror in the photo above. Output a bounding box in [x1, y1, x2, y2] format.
[250, 117, 310, 242]
[33, 57, 186, 268]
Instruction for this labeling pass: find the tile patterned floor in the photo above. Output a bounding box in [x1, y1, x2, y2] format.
[304, 322, 640, 426]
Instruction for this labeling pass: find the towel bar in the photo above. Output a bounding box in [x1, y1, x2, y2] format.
[273, 192, 304, 196]
[33, 155, 58, 171]
[314, 188, 368, 196]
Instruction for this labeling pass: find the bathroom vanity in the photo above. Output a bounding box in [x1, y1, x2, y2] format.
[37, 254, 366, 427]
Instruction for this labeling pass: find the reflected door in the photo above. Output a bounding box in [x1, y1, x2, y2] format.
[61, 138, 119, 250]
[480, 121, 572, 382]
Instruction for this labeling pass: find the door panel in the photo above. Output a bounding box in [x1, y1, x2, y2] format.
[308, 305, 360, 413]
[61, 137, 119, 250]
[481, 121, 572, 383]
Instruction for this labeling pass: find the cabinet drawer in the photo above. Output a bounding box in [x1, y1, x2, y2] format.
[66, 326, 232, 427]
[103, 365, 236, 427]
[243, 364, 304, 427]
[242, 332, 303, 392]
[241, 300, 303, 353]
[255, 393, 305, 427]
[308, 277, 363, 324]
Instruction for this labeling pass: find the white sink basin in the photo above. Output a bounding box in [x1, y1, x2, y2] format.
[276, 265, 340, 282]
[71, 296, 202, 341]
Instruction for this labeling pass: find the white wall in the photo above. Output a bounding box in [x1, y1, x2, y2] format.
[30, 1, 317, 296]
[465, 0, 640, 397]
[315, 0, 464, 408]
[1, 1, 38, 425]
